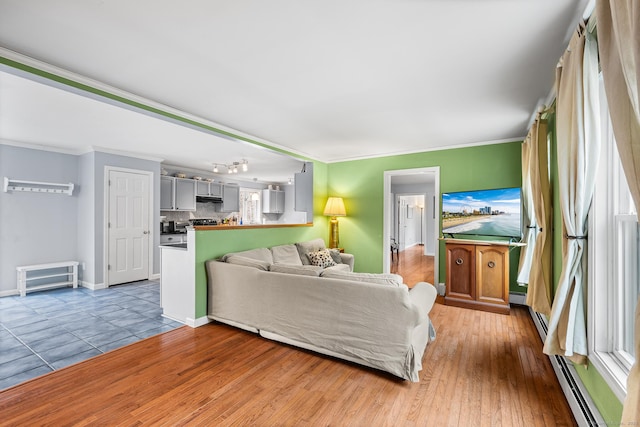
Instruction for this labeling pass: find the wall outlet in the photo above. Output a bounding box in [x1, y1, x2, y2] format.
[437, 283, 446, 296]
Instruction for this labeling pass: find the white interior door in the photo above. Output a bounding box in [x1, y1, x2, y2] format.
[108, 170, 150, 285]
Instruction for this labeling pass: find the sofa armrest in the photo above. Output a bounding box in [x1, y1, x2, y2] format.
[408, 282, 437, 316]
[339, 253, 355, 271]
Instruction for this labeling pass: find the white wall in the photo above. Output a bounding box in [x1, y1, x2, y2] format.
[391, 183, 436, 256]
[279, 184, 307, 224]
[0, 145, 79, 295]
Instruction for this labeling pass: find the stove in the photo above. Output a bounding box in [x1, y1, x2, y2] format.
[190, 218, 218, 226]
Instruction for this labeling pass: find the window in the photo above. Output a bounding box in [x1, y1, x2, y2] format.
[239, 188, 262, 224]
[588, 76, 638, 401]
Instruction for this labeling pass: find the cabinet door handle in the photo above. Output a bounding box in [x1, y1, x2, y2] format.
[455, 258, 463, 265]
[488, 261, 495, 268]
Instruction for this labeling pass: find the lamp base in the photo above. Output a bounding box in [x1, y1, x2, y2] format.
[328, 217, 340, 249]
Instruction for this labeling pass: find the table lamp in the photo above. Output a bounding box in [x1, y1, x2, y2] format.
[323, 197, 346, 249]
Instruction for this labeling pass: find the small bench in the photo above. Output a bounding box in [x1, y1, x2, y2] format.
[16, 261, 79, 297]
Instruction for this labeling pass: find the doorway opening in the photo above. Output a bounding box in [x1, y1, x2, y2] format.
[383, 167, 440, 288]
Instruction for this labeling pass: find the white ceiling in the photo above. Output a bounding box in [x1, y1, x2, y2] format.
[0, 0, 590, 178]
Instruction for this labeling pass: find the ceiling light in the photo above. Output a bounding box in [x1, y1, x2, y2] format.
[242, 160, 248, 172]
[213, 164, 218, 173]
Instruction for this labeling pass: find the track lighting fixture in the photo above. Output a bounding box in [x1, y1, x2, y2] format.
[213, 160, 249, 174]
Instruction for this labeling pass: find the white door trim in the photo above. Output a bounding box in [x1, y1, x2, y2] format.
[104, 166, 154, 287]
[383, 167, 440, 288]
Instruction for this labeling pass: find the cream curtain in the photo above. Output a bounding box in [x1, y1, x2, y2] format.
[543, 25, 600, 366]
[596, 1, 640, 423]
[517, 126, 536, 285]
[523, 118, 553, 316]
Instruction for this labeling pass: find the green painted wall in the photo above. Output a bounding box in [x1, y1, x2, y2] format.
[547, 113, 623, 423]
[326, 142, 523, 291]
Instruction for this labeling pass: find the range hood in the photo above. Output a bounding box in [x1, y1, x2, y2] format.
[196, 195, 222, 203]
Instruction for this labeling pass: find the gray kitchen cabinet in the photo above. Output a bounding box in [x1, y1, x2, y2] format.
[196, 180, 209, 196]
[209, 182, 222, 197]
[174, 178, 196, 211]
[160, 176, 175, 210]
[262, 189, 285, 214]
[217, 184, 239, 212]
[196, 181, 222, 198]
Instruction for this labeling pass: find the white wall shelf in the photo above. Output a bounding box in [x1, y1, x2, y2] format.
[3, 177, 74, 195]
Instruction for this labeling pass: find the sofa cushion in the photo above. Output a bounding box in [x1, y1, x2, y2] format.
[225, 255, 271, 271]
[221, 247, 273, 264]
[269, 264, 323, 276]
[296, 238, 327, 265]
[323, 263, 351, 273]
[320, 270, 404, 287]
[271, 244, 303, 265]
[308, 249, 337, 268]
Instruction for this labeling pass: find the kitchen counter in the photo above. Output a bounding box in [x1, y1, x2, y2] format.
[193, 222, 312, 231]
[159, 243, 188, 250]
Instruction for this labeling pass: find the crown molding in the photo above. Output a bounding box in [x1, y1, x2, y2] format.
[324, 137, 526, 164]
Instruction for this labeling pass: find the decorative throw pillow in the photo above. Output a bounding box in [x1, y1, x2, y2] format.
[328, 248, 343, 264]
[307, 249, 337, 268]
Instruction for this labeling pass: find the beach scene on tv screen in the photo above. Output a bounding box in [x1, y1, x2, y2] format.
[442, 188, 521, 237]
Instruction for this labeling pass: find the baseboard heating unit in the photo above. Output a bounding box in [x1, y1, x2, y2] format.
[529, 308, 605, 427]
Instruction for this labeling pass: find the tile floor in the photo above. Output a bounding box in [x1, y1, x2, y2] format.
[0, 280, 183, 390]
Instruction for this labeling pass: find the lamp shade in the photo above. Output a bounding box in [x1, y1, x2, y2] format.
[323, 197, 346, 217]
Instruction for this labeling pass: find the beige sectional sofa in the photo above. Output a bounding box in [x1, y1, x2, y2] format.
[205, 239, 437, 382]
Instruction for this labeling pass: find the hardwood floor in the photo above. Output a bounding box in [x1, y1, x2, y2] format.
[391, 244, 435, 286]
[0, 305, 575, 426]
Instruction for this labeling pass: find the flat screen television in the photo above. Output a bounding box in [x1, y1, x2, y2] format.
[442, 187, 522, 239]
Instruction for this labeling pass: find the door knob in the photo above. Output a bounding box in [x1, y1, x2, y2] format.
[143, 231, 149, 234]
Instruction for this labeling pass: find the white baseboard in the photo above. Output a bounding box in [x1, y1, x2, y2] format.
[149, 273, 160, 281]
[0, 289, 20, 297]
[162, 314, 210, 328]
[509, 292, 527, 305]
[186, 316, 212, 328]
[80, 281, 107, 290]
[529, 308, 605, 427]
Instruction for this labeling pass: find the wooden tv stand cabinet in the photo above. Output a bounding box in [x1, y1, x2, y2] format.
[443, 238, 522, 315]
